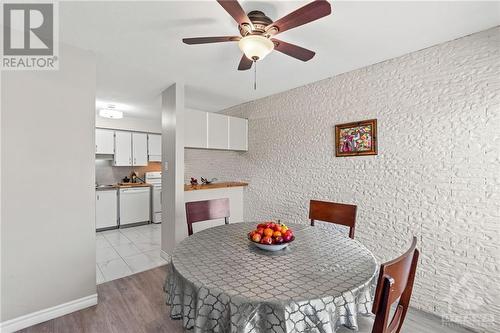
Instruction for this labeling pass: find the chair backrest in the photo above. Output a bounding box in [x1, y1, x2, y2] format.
[185, 198, 230, 236]
[309, 200, 357, 239]
[371, 237, 419, 333]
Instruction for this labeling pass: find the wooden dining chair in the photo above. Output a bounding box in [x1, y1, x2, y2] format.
[185, 198, 230, 236]
[371, 236, 419, 333]
[337, 237, 419, 333]
[309, 200, 357, 239]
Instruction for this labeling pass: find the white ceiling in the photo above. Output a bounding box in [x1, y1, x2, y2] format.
[59, 1, 500, 119]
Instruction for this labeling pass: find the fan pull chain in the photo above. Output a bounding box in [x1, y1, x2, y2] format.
[254, 60, 257, 90]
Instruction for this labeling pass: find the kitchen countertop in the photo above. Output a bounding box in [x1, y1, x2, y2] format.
[95, 183, 152, 191]
[184, 182, 248, 191]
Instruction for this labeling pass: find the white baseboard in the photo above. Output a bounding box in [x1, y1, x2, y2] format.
[0, 294, 98, 333]
[160, 249, 171, 262]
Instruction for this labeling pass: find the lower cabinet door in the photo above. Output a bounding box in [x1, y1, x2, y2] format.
[96, 190, 118, 230]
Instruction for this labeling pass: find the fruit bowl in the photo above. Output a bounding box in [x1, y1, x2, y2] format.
[249, 235, 295, 251]
[248, 221, 294, 252]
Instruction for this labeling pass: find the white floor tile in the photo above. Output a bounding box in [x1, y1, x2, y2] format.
[118, 228, 141, 236]
[113, 242, 141, 257]
[103, 232, 132, 246]
[120, 231, 146, 242]
[138, 227, 161, 237]
[96, 264, 105, 284]
[96, 237, 112, 249]
[123, 253, 159, 273]
[96, 246, 120, 263]
[98, 258, 133, 282]
[136, 233, 161, 243]
[143, 249, 168, 266]
[134, 239, 161, 252]
[96, 224, 165, 281]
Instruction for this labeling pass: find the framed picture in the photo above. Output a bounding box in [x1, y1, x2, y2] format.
[335, 119, 377, 157]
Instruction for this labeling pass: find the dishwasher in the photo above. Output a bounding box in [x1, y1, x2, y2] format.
[119, 187, 151, 227]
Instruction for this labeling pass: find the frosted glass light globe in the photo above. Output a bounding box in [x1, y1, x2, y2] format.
[238, 35, 274, 61]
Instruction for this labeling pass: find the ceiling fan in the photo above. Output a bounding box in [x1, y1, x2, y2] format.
[182, 0, 332, 71]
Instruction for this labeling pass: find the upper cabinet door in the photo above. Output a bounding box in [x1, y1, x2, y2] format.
[228, 116, 248, 151]
[148, 134, 161, 162]
[207, 113, 229, 150]
[185, 109, 207, 148]
[95, 129, 114, 154]
[132, 133, 148, 166]
[114, 131, 132, 166]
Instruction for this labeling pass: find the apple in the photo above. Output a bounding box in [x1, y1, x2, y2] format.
[273, 231, 282, 238]
[257, 223, 266, 229]
[274, 236, 284, 244]
[283, 233, 293, 242]
[256, 228, 265, 235]
[284, 230, 293, 237]
[273, 224, 282, 232]
[251, 233, 262, 243]
[261, 236, 273, 245]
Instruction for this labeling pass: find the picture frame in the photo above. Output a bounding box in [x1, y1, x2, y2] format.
[335, 119, 377, 157]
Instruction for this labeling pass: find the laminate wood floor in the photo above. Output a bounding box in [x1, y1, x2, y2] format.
[18, 265, 473, 333]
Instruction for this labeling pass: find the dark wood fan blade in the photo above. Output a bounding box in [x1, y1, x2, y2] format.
[183, 36, 240, 44]
[267, 0, 331, 35]
[272, 39, 315, 61]
[238, 55, 253, 70]
[217, 0, 253, 28]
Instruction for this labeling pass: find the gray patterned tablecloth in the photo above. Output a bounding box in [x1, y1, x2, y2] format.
[164, 222, 378, 333]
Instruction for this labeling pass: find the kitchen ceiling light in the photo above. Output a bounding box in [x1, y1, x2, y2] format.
[238, 35, 274, 61]
[99, 108, 123, 119]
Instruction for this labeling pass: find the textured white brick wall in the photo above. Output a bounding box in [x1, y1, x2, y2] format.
[185, 27, 500, 332]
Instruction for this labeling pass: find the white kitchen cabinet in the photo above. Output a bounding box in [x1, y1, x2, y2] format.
[228, 116, 248, 151]
[183, 111, 247, 151]
[96, 190, 118, 230]
[114, 131, 132, 166]
[95, 129, 115, 154]
[148, 134, 161, 162]
[207, 113, 229, 149]
[132, 133, 148, 166]
[185, 109, 207, 148]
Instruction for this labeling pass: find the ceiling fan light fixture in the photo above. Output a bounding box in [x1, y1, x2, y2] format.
[238, 35, 274, 61]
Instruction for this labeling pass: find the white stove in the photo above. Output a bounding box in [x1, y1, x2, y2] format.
[145, 171, 162, 223]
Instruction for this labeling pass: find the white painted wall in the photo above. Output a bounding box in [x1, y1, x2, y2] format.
[96, 115, 161, 133]
[185, 27, 500, 332]
[96, 108, 205, 134]
[1, 45, 97, 330]
[161, 83, 187, 254]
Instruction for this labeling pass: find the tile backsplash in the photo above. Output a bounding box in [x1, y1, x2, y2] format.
[95, 160, 161, 185]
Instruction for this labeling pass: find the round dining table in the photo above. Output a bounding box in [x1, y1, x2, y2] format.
[164, 222, 378, 333]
